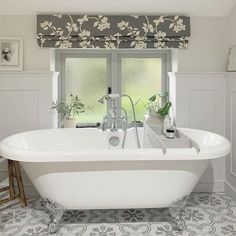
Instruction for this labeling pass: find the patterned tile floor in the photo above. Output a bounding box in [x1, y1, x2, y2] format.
[0, 193, 236, 236]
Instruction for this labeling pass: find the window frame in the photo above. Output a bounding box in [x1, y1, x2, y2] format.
[55, 49, 171, 121]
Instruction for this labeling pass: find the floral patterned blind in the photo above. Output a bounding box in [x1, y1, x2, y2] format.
[37, 15, 190, 49]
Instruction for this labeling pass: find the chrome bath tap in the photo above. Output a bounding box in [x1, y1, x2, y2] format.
[98, 94, 126, 132]
[97, 93, 141, 148]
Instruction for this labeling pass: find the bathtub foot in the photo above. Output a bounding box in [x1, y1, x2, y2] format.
[41, 198, 65, 234]
[169, 196, 188, 231]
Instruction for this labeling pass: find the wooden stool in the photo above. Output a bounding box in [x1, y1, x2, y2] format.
[0, 159, 27, 207]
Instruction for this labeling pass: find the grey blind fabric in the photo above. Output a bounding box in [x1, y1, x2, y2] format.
[37, 14, 190, 49]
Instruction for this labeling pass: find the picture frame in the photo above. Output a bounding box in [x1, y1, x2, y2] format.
[0, 37, 23, 71]
[227, 46, 236, 72]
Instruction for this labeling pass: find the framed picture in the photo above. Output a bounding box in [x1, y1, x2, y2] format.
[0, 37, 23, 71]
[227, 46, 236, 72]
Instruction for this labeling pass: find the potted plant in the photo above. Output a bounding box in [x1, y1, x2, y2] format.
[52, 94, 86, 128]
[144, 92, 172, 133]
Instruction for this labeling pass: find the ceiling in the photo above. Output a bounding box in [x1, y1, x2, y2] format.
[0, 0, 236, 17]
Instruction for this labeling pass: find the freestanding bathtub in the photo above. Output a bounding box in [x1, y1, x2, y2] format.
[0, 126, 230, 232]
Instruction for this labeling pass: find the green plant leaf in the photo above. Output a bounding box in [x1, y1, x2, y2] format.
[148, 94, 156, 102]
[51, 93, 86, 118]
[157, 101, 172, 118]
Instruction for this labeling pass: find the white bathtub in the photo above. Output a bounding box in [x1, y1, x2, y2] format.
[0, 127, 230, 210]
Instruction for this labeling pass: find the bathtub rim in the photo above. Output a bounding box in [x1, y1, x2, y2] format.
[0, 127, 230, 162]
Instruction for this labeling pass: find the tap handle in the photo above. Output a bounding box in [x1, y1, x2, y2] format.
[109, 109, 117, 118]
[108, 94, 120, 98]
[102, 116, 108, 131]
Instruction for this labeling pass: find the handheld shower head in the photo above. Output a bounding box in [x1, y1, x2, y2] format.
[97, 94, 120, 104]
[97, 95, 107, 104]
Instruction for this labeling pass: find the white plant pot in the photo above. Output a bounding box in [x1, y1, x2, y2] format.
[144, 113, 164, 134]
[144, 113, 163, 125]
[64, 118, 76, 128]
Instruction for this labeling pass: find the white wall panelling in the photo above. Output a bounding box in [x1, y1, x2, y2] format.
[188, 90, 215, 131]
[230, 91, 236, 176]
[168, 72, 227, 192]
[0, 90, 39, 140]
[226, 72, 236, 200]
[226, 0, 236, 200]
[0, 71, 58, 195]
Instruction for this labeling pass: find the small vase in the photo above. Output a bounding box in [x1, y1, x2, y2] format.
[144, 113, 163, 134]
[64, 118, 76, 128]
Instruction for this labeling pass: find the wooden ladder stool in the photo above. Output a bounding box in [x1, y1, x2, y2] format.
[0, 159, 27, 207]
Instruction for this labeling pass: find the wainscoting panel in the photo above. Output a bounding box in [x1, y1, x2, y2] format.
[231, 90, 236, 176]
[226, 72, 236, 199]
[168, 72, 227, 192]
[0, 90, 39, 140]
[188, 90, 215, 131]
[0, 71, 58, 196]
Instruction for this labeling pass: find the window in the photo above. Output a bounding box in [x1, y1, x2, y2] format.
[64, 56, 108, 123]
[56, 50, 170, 123]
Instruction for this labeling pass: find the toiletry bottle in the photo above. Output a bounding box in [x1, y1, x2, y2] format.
[163, 115, 171, 135]
[166, 128, 175, 139]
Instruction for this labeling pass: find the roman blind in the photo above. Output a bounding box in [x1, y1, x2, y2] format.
[37, 14, 190, 49]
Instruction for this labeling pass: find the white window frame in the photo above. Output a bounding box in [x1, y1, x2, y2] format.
[55, 49, 171, 118]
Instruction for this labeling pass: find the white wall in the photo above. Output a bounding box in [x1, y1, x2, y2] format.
[229, 4, 236, 47]
[177, 17, 229, 72]
[0, 15, 230, 72]
[0, 15, 50, 71]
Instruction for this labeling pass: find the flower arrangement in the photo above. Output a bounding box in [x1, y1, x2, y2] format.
[52, 94, 86, 119]
[148, 92, 172, 118]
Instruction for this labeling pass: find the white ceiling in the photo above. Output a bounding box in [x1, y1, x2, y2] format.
[0, 0, 236, 17]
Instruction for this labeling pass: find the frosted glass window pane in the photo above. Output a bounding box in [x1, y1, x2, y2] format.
[121, 58, 162, 121]
[65, 58, 107, 123]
